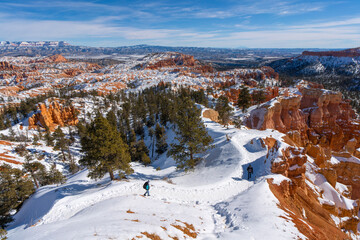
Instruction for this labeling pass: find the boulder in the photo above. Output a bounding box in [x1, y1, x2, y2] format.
[202, 109, 219, 123]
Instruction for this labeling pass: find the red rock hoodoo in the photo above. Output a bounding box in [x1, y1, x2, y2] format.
[28, 100, 79, 131]
[245, 87, 360, 155]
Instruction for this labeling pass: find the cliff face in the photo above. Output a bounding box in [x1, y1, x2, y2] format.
[246, 86, 360, 237]
[302, 48, 360, 58]
[267, 140, 359, 238]
[28, 100, 79, 131]
[245, 87, 360, 154]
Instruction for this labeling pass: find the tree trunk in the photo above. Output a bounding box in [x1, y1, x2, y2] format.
[109, 170, 115, 181]
[152, 135, 155, 158]
[61, 150, 66, 162]
[67, 146, 72, 161]
[31, 174, 39, 188]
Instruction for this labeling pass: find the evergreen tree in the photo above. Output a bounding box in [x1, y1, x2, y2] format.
[80, 116, 132, 180]
[44, 128, 54, 146]
[155, 123, 168, 155]
[22, 154, 46, 189]
[44, 164, 66, 185]
[159, 95, 171, 126]
[191, 89, 208, 106]
[129, 134, 151, 165]
[53, 127, 69, 161]
[146, 114, 155, 128]
[76, 121, 87, 139]
[148, 127, 155, 158]
[106, 108, 117, 129]
[168, 97, 213, 170]
[215, 95, 233, 128]
[0, 164, 34, 228]
[237, 86, 252, 112]
[32, 135, 39, 145]
[252, 89, 266, 106]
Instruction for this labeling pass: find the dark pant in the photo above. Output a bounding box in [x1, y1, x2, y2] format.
[248, 172, 252, 179]
[144, 189, 150, 196]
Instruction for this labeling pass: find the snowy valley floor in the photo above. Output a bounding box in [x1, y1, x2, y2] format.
[6, 119, 306, 240]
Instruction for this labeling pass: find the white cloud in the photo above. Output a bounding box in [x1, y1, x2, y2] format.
[290, 17, 360, 29]
[0, 18, 219, 43]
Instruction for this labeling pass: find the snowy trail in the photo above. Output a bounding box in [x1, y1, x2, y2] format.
[8, 118, 293, 240]
[36, 121, 267, 227]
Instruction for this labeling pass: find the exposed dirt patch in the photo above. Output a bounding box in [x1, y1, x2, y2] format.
[141, 232, 162, 240]
[171, 221, 197, 238]
[0, 141, 12, 145]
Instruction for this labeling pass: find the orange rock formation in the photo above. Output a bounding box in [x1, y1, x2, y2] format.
[0, 61, 19, 71]
[246, 86, 360, 237]
[245, 87, 360, 155]
[47, 54, 67, 63]
[267, 141, 359, 238]
[202, 109, 220, 123]
[145, 53, 214, 74]
[28, 100, 79, 131]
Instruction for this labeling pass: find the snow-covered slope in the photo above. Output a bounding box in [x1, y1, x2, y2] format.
[270, 55, 360, 77]
[6, 115, 305, 240]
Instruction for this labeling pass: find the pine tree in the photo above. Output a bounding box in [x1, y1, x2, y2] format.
[252, 89, 266, 106]
[32, 135, 39, 145]
[0, 164, 34, 228]
[155, 123, 167, 155]
[106, 108, 117, 129]
[159, 95, 171, 126]
[146, 114, 155, 128]
[53, 127, 69, 162]
[80, 115, 132, 180]
[215, 95, 233, 128]
[129, 135, 151, 165]
[22, 154, 46, 189]
[237, 86, 252, 112]
[44, 128, 54, 146]
[44, 164, 66, 185]
[76, 121, 87, 139]
[168, 97, 213, 170]
[148, 127, 155, 158]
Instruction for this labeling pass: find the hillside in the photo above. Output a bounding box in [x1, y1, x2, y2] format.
[269, 48, 360, 77]
[0, 52, 360, 239]
[268, 47, 360, 114]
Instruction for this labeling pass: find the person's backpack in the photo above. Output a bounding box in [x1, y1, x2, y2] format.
[143, 181, 149, 190]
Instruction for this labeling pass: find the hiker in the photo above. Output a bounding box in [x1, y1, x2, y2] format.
[143, 180, 150, 196]
[247, 164, 253, 180]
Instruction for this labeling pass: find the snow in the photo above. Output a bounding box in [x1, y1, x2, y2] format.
[305, 161, 358, 211]
[214, 180, 306, 240]
[6, 115, 305, 240]
[267, 174, 291, 186]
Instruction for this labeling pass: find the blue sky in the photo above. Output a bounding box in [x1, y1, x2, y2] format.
[0, 0, 360, 48]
